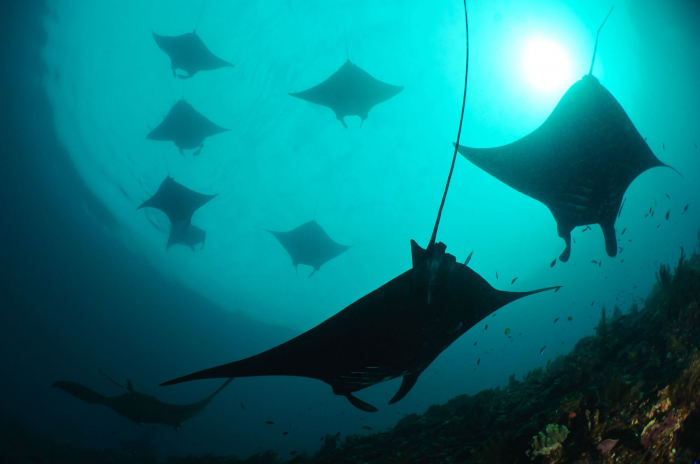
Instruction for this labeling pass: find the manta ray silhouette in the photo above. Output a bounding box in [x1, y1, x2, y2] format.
[138, 175, 216, 251]
[162, 2, 560, 412]
[266, 220, 351, 278]
[147, 100, 228, 156]
[289, 37, 403, 128]
[152, 31, 233, 79]
[455, 7, 677, 262]
[53, 371, 232, 431]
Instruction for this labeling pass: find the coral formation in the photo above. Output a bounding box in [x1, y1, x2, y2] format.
[528, 423, 569, 458]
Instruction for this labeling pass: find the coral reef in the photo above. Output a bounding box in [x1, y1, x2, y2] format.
[3, 246, 700, 463]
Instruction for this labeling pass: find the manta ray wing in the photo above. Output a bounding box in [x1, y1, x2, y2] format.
[162, 242, 557, 411]
[289, 60, 403, 127]
[456, 75, 675, 261]
[152, 32, 233, 79]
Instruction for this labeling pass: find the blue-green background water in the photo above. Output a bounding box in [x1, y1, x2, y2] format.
[1, 0, 700, 459]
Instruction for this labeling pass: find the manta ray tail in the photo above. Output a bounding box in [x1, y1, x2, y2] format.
[53, 381, 108, 405]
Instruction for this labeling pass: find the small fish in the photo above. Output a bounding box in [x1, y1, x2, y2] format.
[539, 346, 546, 354]
[663, 142, 665, 150]
[464, 251, 473, 266]
[651, 211, 654, 217]
[666, 211, 670, 220]
[335, 432, 340, 437]
[474, 341, 477, 346]
[550, 258, 556, 268]
[665, 194, 670, 199]
[657, 224, 660, 228]
[645, 214, 649, 218]
[265, 421, 275, 425]
[621, 259, 624, 263]
[240, 402, 245, 410]
[649, 206, 652, 213]
[598, 261, 601, 268]
[511, 277, 518, 285]
[495, 270, 498, 279]
[695, 143, 697, 149]
[554, 287, 560, 293]
[362, 426, 373, 430]
[682, 204, 689, 214]
[504, 327, 511, 336]
[567, 316, 572, 321]
[477, 357, 480, 365]
[591, 301, 594, 306]
[581, 226, 591, 232]
[618, 247, 624, 253]
[320, 437, 324, 441]
[283, 432, 289, 435]
[553, 318, 559, 323]
[591, 260, 598, 264]
[484, 324, 488, 331]
[290, 451, 297, 456]
[621, 228, 626, 236]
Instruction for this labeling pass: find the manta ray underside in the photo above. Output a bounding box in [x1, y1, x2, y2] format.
[456, 74, 676, 262]
[152, 31, 233, 79]
[289, 60, 403, 128]
[162, 241, 558, 412]
[266, 220, 351, 277]
[138, 176, 216, 251]
[147, 100, 228, 156]
[53, 373, 231, 431]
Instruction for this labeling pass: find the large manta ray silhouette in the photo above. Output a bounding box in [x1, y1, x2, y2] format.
[147, 100, 228, 156]
[162, 2, 560, 412]
[152, 31, 233, 79]
[289, 48, 403, 128]
[455, 7, 677, 262]
[53, 371, 232, 431]
[138, 175, 216, 251]
[266, 220, 351, 278]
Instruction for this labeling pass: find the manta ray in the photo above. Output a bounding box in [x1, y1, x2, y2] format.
[138, 175, 216, 251]
[162, 2, 559, 412]
[289, 43, 403, 128]
[455, 7, 677, 262]
[53, 371, 232, 431]
[147, 100, 228, 156]
[152, 31, 233, 79]
[266, 220, 351, 277]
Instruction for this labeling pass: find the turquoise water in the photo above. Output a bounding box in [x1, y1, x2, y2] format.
[2, 0, 699, 459]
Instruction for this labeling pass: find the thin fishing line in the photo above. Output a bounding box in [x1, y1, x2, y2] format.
[428, 0, 468, 250]
[589, 6, 614, 76]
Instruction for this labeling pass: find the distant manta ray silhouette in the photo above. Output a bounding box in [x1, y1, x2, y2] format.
[161, 2, 560, 412]
[455, 7, 677, 262]
[152, 31, 233, 79]
[53, 370, 232, 431]
[289, 34, 403, 128]
[266, 219, 351, 278]
[138, 175, 217, 251]
[147, 100, 228, 156]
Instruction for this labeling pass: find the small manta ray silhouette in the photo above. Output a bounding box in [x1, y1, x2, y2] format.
[161, 2, 559, 412]
[137, 175, 217, 251]
[266, 219, 351, 278]
[289, 33, 403, 128]
[455, 7, 678, 262]
[53, 370, 231, 431]
[152, 31, 233, 79]
[147, 100, 228, 156]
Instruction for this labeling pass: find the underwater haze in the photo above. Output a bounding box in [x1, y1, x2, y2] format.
[2, 0, 700, 460]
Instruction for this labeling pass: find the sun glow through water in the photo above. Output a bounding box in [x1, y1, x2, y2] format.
[523, 38, 572, 92]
